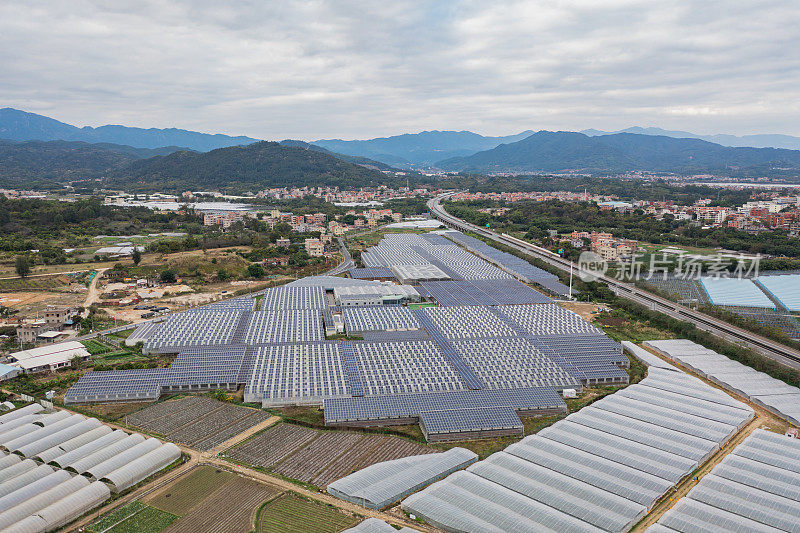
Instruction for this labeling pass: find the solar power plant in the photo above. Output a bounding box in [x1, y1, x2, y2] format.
[259, 285, 327, 310]
[421, 306, 516, 339]
[757, 273, 800, 311]
[360, 330, 431, 342]
[649, 429, 800, 533]
[64, 369, 164, 403]
[126, 321, 160, 344]
[402, 368, 754, 533]
[420, 279, 552, 306]
[144, 309, 243, 350]
[700, 277, 775, 308]
[419, 406, 524, 439]
[342, 306, 420, 333]
[244, 343, 351, 404]
[324, 387, 567, 425]
[449, 338, 581, 390]
[349, 341, 467, 396]
[244, 310, 324, 344]
[496, 303, 604, 336]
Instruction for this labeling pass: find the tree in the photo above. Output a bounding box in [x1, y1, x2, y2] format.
[15, 255, 31, 278]
[217, 268, 230, 281]
[160, 268, 177, 283]
[247, 263, 264, 278]
[131, 248, 142, 265]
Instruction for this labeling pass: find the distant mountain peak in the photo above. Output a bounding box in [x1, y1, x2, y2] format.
[0, 107, 260, 152]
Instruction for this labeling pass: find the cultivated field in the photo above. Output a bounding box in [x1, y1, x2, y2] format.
[127, 396, 272, 450]
[136, 465, 283, 533]
[87, 502, 177, 533]
[257, 493, 359, 533]
[226, 423, 437, 487]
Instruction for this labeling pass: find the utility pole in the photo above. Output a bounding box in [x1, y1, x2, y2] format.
[568, 261, 574, 300]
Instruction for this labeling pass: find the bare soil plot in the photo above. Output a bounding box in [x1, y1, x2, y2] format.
[226, 423, 439, 488]
[309, 434, 435, 487]
[257, 493, 358, 533]
[146, 466, 237, 516]
[164, 476, 282, 533]
[271, 431, 363, 482]
[128, 396, 270, 450]
[226, 424, 318, 469]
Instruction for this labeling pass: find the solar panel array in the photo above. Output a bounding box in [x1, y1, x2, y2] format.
[402, 367, 754, 533]
[144, 309, 243, 351]
[244, 310, 324, 344]
[419, 406, 524, 438]
[350, 341, 467, 396]
[347, 267, 396, 280]
[324, 387, 567, 425]
[244, 343, 350, 405]
[342, 306, 420, 333]
[757, 274, 800, 311]
[700, 277, 775, 308]
[259, 285, 327, 310]
[649, 428, 800, 533]
[421, 306, 516, 339]
[420, 279, 552, 306]
[67, 231, 626, 408]
[450, 338, 580, 390]
[65, 369, 164, 403]
[496, 304, 604, 336]
[646, 339, 800, 426]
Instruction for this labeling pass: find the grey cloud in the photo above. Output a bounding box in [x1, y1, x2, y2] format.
[0, 0, 798, 139]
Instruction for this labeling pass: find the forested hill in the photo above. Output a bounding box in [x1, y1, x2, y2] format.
[438, 131, 800, 176]
[278, 139, 398, 171]
[0, 139, 187, 181]
[107, 141, 391, 191]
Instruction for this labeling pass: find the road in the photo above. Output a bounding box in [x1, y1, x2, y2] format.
[428, 193, 800, 370]
[325, 237, 354, 275]
[81, 268, 108, 316]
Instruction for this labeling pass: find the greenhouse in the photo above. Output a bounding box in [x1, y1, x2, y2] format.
[328, 447, 477, 509]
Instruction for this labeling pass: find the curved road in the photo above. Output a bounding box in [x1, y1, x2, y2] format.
[325, 237, 354, 275]
[428, 193, 800, 371]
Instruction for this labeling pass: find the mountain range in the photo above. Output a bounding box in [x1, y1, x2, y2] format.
[439, 131, 800, 175]
[2, 107, 800, 186]
[581, 126, 800, 151]
[0, 108, 259, 152]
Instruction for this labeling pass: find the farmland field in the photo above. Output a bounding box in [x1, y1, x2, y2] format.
[164, 476, 281, 533]
[88, 502, 177, 533]
[146, 466, 236, 516]
[257, 493, 358, 533]
[127, 396, 271, 450]
[226, 424, 438, 488]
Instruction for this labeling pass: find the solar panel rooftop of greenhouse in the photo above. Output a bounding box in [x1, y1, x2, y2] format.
[65, 231, 628, 436]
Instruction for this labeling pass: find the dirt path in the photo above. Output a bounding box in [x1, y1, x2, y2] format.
[205, 415, 281, 456]
[82, 268, 108, 314]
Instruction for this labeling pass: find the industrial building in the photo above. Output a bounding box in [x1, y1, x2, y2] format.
[7, 342, 91, 374]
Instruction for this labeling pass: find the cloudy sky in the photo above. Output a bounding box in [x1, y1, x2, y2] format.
[2, 1, 799, 140]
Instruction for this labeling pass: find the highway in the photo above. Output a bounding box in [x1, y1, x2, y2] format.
[326, 237, 354, 275]
[428, 193, 800, 371]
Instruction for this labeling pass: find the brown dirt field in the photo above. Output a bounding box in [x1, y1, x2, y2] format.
[558, 301, 608, 322]
[146, 466, 237, 516]
[164, 476, 282, 533]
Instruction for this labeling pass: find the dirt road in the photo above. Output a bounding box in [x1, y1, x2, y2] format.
[82, 268, 108, 315]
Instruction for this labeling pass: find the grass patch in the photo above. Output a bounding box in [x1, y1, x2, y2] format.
[256, 493, 358, 533]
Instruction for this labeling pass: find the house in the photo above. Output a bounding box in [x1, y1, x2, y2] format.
[0, 363, 21, 381]
[305, 238, 325, 257]
[17, 321, 50, 344]
[44, 306, 75, 328]
[7, 341, 91, 373]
